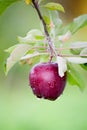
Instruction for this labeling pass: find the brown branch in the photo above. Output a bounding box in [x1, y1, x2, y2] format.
[32, 0, 56, 56]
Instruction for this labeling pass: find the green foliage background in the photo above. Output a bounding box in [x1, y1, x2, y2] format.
[0, 1, 87, 130]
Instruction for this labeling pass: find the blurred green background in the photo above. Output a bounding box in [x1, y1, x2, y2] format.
[0, 0, 87, 130]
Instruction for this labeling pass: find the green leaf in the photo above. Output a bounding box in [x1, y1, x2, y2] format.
[44, 2, 65, 12]
[70, 49, 82, 55]
[4, 45, 18, 54]
[67, 70, 78, 86]
[70, 41, 87, 55]
[70, 41, 87, 49]
[49, 11, 63, 35]
[62, 14, 87, 34]
[80, 63, 87, 70]
[43, 11, 63, 36]
[43, 16, 51, 25]
[43, 15, 52, 33]
[0, 0, 20, 15]
[20, 52, 48, 60]
[66, 57, 87, 64]
[5, 44, 30, 75]
[80, 48, 87, 57]
[18, 29, 44, 44]
[20, 52, 49, 65]
[67, 63, 86, 90]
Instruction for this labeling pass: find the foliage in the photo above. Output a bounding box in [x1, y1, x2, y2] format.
[61, 14, 87, 34]
[44, 2, 65, 12]
[0, 0, 87, 90]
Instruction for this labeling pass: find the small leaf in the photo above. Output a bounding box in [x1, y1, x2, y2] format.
[66, 57, 87, 64]
[43, 15, 55, 34]
[58, 31, 71, 42]
[70, 49, 81, 55]
[43, 16, 51, 25]
[80, 63, 87, 70]
[70, 41, 87, 55]
[67, 71, 78, 86]
[5, 45, 18, 54]
[56, 56, 67, 77]
[67, 63, 86, 90]
[35, 35, 44, 40]
[18, 29, 44, 44]
[49, 11, 63, 35]
[70, 41, 87, 49]
[20, 52, 48, 60]
[20, 52, 49, 65]
[80, 48, 87, 57]
[5, 44, 30, 74]
[44, 2, 65, 12]
[62, 14, 87, 34]
[27, 29, 43, 36]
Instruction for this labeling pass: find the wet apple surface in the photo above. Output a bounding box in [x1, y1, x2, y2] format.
[29, 62, 67, 100]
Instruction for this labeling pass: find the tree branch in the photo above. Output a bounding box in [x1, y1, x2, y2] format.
[32, 0, 56, 57]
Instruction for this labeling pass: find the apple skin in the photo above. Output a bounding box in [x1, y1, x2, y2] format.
[29, 62, 67, 101]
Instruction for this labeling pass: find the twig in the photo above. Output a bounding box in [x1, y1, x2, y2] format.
[32, 0, 56, 57]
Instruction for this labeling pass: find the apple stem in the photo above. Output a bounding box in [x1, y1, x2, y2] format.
[49, 55, 53, 62]
[32, 0, 57, 57]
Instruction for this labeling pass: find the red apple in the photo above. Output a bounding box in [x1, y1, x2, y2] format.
[29, 62, 67, 101]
